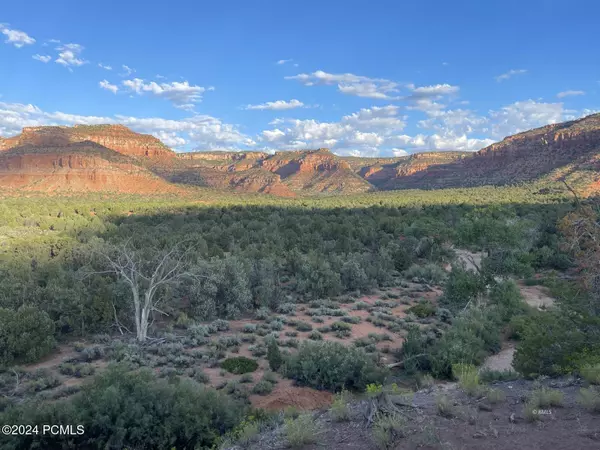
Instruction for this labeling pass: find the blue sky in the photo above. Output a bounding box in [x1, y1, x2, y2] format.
[1, 0, 598, 156]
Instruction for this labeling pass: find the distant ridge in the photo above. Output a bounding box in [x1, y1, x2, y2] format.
[1, 113, 600, 196]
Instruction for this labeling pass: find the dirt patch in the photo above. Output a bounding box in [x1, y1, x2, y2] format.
[454, 248, 484, 272]
[518, 283, 556, 309]
[250, 378, 333, 411]
[239, 378, 600, 450]
[482, 344, 516, 372]
[23, 344, 78, 371]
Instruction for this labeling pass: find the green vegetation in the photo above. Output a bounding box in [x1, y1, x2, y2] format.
[284, 413, 320, 448]
[0, 306, 55, 366]
[0, 184, 598, 447]
[283, 341, 387, 392]
[221, 357, 259, 375]
[0, 365, 244, 449]
[266, 339, 283, 372]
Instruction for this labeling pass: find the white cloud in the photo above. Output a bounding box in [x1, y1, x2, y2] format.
[495, 69, 527, 82]
[409, 84, 459, 97]
[32, 54, 52, 63]
[0, 25, 35, 48]
[121, 78, 210, 109]
[557, 90, 585, 98]
[341, 105, 406, 131]
[120, 65, 135, 76]
[286, 70, 400, 100]
[99, 80, 119, 94]
[98, 63, 112, 70]
[152, 130, 186, 148]
[276, 59, 293, 65]
[488, 99, 566, 138]
[418, 108, 488, 135]
[0, 101, 255, 151]
[55, 43, 88, 68]
[257, 97, 579, 156]
[245, 99, 305, 110]
[392, 148, 409, 156]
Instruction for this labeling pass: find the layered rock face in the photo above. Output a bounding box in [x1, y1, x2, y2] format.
[0, 125, 175, 159]
[174, 148, 374, 195]
[2, 113, 599, 196]
[0, 142, 180, 194]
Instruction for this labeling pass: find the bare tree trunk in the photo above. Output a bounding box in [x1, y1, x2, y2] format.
[131, 286, 144, 342]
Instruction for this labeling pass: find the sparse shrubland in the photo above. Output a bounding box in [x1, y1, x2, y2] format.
[0, 186, 596, 449]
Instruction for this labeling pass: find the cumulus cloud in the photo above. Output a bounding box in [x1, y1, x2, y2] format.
[276, 59, 293, 65]
[488, 99, 566, 138]
[557, 90, 585, 98]
[286, 70, 400, 100]
[0, 24, 35, 48]
[120, 65, 135, 76]
[99, 80, 119, 94]
[0, 101, 255, 151]
[32, 54, 52, 63]
[258, 105, 410, 155]
[98, 63, 112, 70]
[121, 78, 211, 109]
[257, 96, 590, 156]
[55, 43, 88, 68]
[244, 99, 305, 110]
[495, 69, 527, 82]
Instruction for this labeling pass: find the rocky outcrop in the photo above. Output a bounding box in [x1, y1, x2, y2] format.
[1, 125, 175, 159]
[2, 113, 600, 196]
[0, 142, 181, 194]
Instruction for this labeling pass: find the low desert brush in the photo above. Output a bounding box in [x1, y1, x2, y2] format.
[372, 414, 407, 449]
[330, 390, 351, 421]
[577, 387, 600, 412]
[284, 414, 320, 448]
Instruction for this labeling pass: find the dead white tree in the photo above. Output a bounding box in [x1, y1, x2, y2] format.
[90, 240, 198, 342]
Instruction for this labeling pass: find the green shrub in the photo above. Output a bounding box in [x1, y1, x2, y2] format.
[440, 267, 486, 313]
[248, 344, 266, 357]
[330, 390, 350, 421]
[267, 339, 283, 372]
[58, 363, 95, 378]
[221, 357, 259, 374]
[0, 365, 245, 449]
[489, 280, 526, 322]
[435, 394, 454, 417]
[486, 388, 506, 404]
[285, 414, 320, 448]
[577, 387, 600, 412]
[452, 363, 482, 396]
[308, 331, 323, 341]
[262, 371, 278, 384]
[0, 305, 56, 365]
[529, 387, 564, 408]
[251, 379, 273, 395]
[239, 373, 254, 383]
[405, 264, 446, 284]
[580, 364, 600, 385]
[513, 312, 588, 377]
[295, 321, 313, 332]
[372, 414, 407, 449]
[479, 369, 520, 383]
[283, 341, 387, 392]
[407, 301, 436, 318]
[242, 324, 257, 333]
